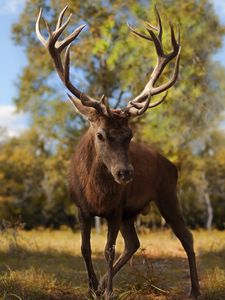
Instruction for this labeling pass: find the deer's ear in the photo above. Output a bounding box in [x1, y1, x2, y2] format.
[68, 95, 98, 122]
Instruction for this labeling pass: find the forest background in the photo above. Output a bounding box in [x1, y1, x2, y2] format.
[0, 0, 225, 231]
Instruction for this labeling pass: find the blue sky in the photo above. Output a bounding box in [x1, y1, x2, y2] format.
[0, 0, 225, 137]
[0, 0, 27, 137]
[1, 1, 26, 105]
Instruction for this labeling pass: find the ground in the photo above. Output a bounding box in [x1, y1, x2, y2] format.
[0, 228, 224, 300]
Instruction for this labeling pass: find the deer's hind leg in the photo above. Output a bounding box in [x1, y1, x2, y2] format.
[156, 192, 201, 299]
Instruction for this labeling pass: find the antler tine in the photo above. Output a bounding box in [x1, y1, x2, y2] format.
[36, 9, 47, 46]
[44, 19, 52, 36]
[148, 29, 163, 56]
[149, 90, 168, 108]
[145, 6, 162, 42]
[145, 7, 164, 57]
[125, 8, 181, 117]
[67, 93, 106, 115]
[127, 23, 152, 41]
[52, 13, 73, 44]
[155, 5, 163, 42]
[56, 5, 68, 30]
[146, 22, 158, 31]
[151, 46, 181, 95]
[136, 93, 152, 115]
[100, 95, 113, 117]
[36, 6, 113, 117]
[126, 91, 168, 116]
[57, 24, 86, 52]
[169, 23, 180, 55]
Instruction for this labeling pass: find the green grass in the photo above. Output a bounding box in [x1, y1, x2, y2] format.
[0, 228, 224, 299]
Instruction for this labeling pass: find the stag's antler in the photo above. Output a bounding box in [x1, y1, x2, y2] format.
[36, 6, 180, 119]
[125, 6, 181, 116]
[36, 6, 112, 116]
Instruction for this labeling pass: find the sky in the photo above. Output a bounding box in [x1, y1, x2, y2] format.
[0, 0, 225, 138]
[0, 0, 27, 137]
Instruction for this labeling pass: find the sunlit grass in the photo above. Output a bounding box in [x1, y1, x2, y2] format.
[0, 228, 224, 299]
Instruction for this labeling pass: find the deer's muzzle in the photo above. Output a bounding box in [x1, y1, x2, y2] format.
[114, 166, 134, 184]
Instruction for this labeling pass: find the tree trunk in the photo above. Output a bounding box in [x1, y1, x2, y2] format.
[95, 216, 101, 234]
[204, 192, 213, 230]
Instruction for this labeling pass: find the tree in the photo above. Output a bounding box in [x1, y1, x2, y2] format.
[0, 130, 46, 228]
[0, 129, 78, 229]
[204, 130, 225, 229]
[7, 0, 225, 229]
[12, 1, 225, 132]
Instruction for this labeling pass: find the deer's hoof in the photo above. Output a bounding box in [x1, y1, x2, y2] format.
[104, 290, 114, 300]
[189, 289, 201, 299]
[97, 278, 107, 295]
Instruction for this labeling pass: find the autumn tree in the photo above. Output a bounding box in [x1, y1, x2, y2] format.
[5, 0, 225, 228]
[0, 130, 46, 228]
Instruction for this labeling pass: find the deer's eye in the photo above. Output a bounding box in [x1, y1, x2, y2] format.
[97, 132, 105, 141]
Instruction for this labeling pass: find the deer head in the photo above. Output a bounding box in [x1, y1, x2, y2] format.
[36, 6, 181, 184]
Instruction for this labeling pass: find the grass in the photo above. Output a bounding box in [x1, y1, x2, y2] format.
[0, 227, 224, 299]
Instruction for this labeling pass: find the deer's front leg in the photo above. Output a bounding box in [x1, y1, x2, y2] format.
[99, 217, 140, 291]
[79, 211, 98, 297]
[104, 211, 121, 299]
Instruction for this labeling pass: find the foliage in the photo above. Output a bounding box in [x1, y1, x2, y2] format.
[0, 0, 224, 228]
[0, 130, 76, 229]
[0, 130, 46, 228]
[203, 131, 225, 229]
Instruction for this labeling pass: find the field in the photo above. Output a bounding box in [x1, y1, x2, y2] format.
[0, 227, 224, 300]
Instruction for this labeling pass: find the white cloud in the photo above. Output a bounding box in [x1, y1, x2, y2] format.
[0, 105, 28, 138]
[0, 0, 26, 15]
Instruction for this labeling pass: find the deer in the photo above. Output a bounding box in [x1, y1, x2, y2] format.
[36, 6, 201, 299]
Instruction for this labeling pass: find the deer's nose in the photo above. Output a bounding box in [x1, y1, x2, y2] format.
[117, 168, 134, 182]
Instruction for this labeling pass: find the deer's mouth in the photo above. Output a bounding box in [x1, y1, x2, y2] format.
[115, 177, 133, 185]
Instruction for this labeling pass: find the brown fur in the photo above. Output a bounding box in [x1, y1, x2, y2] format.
[69, 113, 200, 299]
[69, 126, 176, 217]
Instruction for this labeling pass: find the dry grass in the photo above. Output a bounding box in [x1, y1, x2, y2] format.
[0, 228, 224, 299]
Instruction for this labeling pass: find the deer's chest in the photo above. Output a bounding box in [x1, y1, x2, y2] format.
[84, 178, 122, 217]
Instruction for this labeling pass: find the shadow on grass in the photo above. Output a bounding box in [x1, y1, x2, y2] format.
[1, 237, 225, 300]
[199, 245, 225, 270]
[1, 244, 225, 300]
[0, 245, 195, 300]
